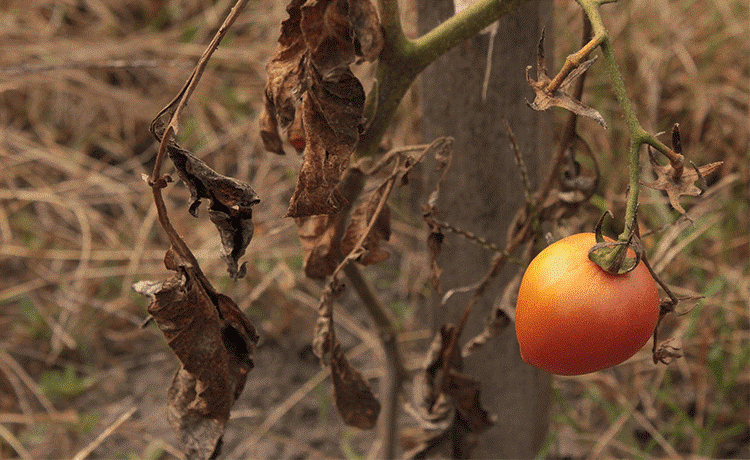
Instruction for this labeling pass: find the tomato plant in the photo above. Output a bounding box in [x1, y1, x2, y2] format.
[515, 233, 660, 375]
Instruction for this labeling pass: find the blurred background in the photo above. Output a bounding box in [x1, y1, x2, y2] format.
[0, 0, 747, 458]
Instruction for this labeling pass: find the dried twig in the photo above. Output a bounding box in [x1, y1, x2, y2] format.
[72, 406, 137, 460]
[0, 423, 32, 460]
[148, 0, 250, 266]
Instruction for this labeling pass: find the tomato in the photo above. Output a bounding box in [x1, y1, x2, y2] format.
[515, 233, 659, 375]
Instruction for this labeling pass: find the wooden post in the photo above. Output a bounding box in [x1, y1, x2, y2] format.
[418, 0, 552, 457]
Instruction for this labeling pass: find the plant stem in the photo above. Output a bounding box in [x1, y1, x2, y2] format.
[578, 0, 687, 256]
[409, 0, 528, 69]
[358, 0, 530, 158]
[343, 263, 404, 460]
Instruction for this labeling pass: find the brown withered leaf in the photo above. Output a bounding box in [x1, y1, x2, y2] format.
[301, 0, 356, 78]
[262, 0, 378, 216]
[642, 149, 723, 217]
[330, 342, 381, 429]
[287, 109, 306, 153]
[260, 0, 307, 155]
[260, 94, 286, 155]
[150, 110, 260, 280]
[341, 184, 391, 266]
[312, 313, 334, 361]
[403, 324, 493, 459]
[133, 250, 258, 459]
[296, 214, 341, 279]
[526, 32, 606, 128]
[300, 0, 382, 76]
[348, 0, 384, 61]
[286, 91, 354, 217]
[426, 230, 444, 294]
[164, 143, 260, 280]
[444, 370, 493, 434]
[307, 63, 365, 138]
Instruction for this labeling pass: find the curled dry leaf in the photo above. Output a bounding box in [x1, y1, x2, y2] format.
[403, 324, 494, 458]
[150, 114, 260, 280]
[286, 90, 357, 217]
[461, 273, 518, 358]
[133, 249, 259, 459]
[296, 175, 392, 279]
[261, 0, 382, 217]
[427, 230, 444, 294]
[341, 183, 391, 266]
[421, 139, 454, 294]
[642, 148, 723, 218]
[311, 280, 380, 430]
[260, 0, 306, 156]
[296, 214, 341, 280]
[168, 143, 260, 280]
[526, 34, 606, 128]
[330, 343, 381, 429]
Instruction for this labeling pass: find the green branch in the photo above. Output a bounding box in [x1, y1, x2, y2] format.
[358, 0, 530, 158]
[577, 0, 685, 271]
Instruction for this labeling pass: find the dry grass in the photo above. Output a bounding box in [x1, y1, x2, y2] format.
[0, 0, 747, 458]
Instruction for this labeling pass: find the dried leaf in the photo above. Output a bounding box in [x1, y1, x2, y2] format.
[443, 370, 493, 434]
[330, 343, 381, 429]
[164, 143, 260, 280]
[301, 0, 356, 78]
[403, 324, 493, 459]
[642, 149, 723, 217]
[525, 38, 606, 128]
[296, 214, 341, 279]
[287, 91, 354, 217]
[312, 313, 334, 361]
[134, 251, 259, 459]
[341, 184, 391, 265]
[287, 109, 306, 153]
[348, 0, 384, 61]
[259, 93, 286, 155]
[259, 0, 307, 155]
[421, 139, 454, 294]
[262, 0, 379, 217]
[167, 368, 227, 460]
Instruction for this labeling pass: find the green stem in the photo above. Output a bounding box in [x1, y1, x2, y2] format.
[576, 0, 646, 268]
[358, 0, 530, 158]
[579, 0, 686, 256]
[409, 0, 528, 70]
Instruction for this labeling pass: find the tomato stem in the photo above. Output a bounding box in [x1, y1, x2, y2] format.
[576, 0, 685, 267]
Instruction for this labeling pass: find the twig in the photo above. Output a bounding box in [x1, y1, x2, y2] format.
[504, 119, 533, 209]
[359, 0, 532, 157]
[333, 164, 400, 459]
[0, 424, 32, 460]
[150, 0, 250, 169]
[344, 264, 404, 460]
[329, 141, 448, 458]
[72, 406, 137, 460]
[0, 350, 56, 414]
[537, 13, 591, 205]
[424, 217, 509, 256]
[148, 0, 250, 266]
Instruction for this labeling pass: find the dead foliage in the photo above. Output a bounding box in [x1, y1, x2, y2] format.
[133, 248, 258, 459]
[403, 324, 493, 459]
[261, 0, 382, 218]
[526, 30, 607, 128]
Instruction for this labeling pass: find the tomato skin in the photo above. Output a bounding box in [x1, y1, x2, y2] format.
[515, 233, 660, 375]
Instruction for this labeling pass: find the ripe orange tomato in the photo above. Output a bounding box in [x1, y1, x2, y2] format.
[515, 233, 659, 375]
